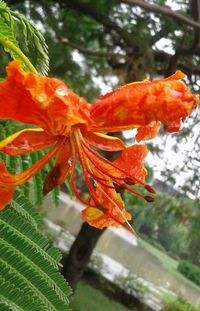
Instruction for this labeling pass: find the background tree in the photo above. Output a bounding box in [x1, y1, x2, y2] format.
[6, 0, 200, 289]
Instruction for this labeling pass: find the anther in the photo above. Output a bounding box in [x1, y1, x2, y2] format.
[124, 177, 136, 185]
[114, 183, 126, 193]
[144, 184, 156, 194]
[144, 196, 155, 202]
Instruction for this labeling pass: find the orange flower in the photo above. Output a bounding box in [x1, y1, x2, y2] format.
[0, 61, 198, 231]
[91, 71, 199, 139]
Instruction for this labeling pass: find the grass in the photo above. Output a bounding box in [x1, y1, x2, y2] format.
[140, 239, 200, 292]
[70, 281, 135, 311]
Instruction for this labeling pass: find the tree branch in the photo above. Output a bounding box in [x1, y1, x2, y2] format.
[122, 0, 200, 30]
[154, 50, 200, 76]
[59, 36, 200, 77]
[58, 37, 126, 58]
[191, 0, 200, 49]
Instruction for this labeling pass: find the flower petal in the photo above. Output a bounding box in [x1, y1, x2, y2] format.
[83, 131, 125, 151]
[162, 70, 186, 81]
[82, 206, 131, 229]
[43, 139, 71, 195]
[114, 145, 148, 182]
[166, 119, 182, 133]
[90, 71, 199, 133]
[0, 128, 56, 155]
[0, 139, 62, 209]
[82, 186, 132, 229]
[136, 121, 161, 142]
[0, 162, 14, 210]
[0, 61, 90, 136]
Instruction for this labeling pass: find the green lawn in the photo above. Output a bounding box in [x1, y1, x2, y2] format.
[140, 239, 200, 292]
[70, 281, 135, 311]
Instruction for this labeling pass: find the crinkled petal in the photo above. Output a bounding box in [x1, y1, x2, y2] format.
[43, 139, 71, 195]
[90, 71, 199, 133]
[114, 145, 148, 182]
[83, 131, 125, 151]
[136, 121, 161, 142]
[0, 128, 56, 155]
[166, 119, 182, 133]
[0, 61, 90, 136]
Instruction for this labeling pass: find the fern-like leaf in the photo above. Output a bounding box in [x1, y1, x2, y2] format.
[0, 191, 72, 311]
[0, 0, 49, 75]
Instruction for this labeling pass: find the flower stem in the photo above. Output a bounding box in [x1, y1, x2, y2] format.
[0, 38, 38, 74]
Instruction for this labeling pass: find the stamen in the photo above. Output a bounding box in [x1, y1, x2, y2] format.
[81, 139, 145, 186]
[125, 183, 156, 202]
[73, 131, 105, 209]
[124, 177, 136, 185]
[114, 183, 126, 193]
[88, 171, 109, 183]
[144, 184, 156, 194]
[122, 222, 139, 238]
[97, 182, 139, 237]
[70, 137, 96, 207]
[144, 196, 155, 202]
[89, 174, 115, 189]
[81, 135, 154, 203]
[81, 142, 125, 182]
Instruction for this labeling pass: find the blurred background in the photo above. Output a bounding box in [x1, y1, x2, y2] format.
[3, 1, 200, 310]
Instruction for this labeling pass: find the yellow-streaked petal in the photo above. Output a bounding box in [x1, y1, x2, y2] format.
[83, 131, 125, 151]
[82, 206, 132, 229]
[0, 128, 56, 155]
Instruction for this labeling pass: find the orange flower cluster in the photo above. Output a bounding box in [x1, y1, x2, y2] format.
[0, 61, 198, 232]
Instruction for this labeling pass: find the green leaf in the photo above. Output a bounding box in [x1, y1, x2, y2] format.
[0, 0, 49, 75]
[0, 193, 72, 311]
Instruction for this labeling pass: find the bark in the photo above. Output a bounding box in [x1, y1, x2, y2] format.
[62, 222, 105, 290]
[58, 37, 126, 58]
[122, 0, 200, 30]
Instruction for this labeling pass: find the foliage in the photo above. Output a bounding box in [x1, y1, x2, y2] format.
[124, 190, 199, 263]
[0, 2, 72, 310]
[0, 190, 72, 310]
[162, 297, 200, 311]
[0, 0, 49, 74]
[70, 281, 132, 311]
[0, 0, 199, 306]
[178, 261, 200, 287]
[187, 212, 200, 265]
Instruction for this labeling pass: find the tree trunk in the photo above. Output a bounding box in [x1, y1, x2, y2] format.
[62, 222, 105, 290]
